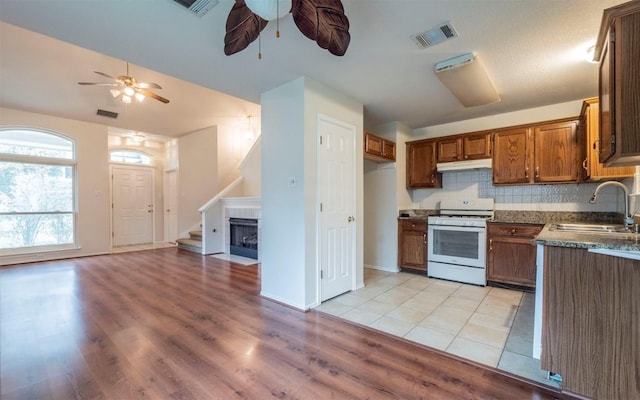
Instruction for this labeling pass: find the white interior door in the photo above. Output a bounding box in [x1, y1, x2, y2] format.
[112, 167, 153, 246]
[318, 116, 356, 301]
[164, 170, 178, 243]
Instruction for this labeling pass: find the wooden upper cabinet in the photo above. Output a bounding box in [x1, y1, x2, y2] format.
[437, 137, 461, 163]
[581, 97, 634, 180]
[493, 119, 580, 185]
[597, 2, 640, 166]
[532, 120, 579, 183]
[493, 128, 530, 185]
[406, 139, 442, 189]
[364, 132, 395, 162]
[463, 133, 492, 160]
[437, 132, 492, 163]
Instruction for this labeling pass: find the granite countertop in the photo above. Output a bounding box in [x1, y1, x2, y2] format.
[534, 224, 640, 252]
[398, 209, 438, 220]
[491, 210, 623, 224]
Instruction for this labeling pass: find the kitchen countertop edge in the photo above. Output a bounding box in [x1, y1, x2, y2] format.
[534, 224, 640, 252]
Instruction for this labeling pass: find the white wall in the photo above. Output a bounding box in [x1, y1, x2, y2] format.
[261, 78, 307, 309]
[0, 107, 110, 265]
[363, 122, 415, 272]
[177, 126, 218, 236]
[260, 76, 364, 310]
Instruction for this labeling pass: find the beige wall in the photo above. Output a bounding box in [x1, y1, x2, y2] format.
[238, 136, 261, 197]
[0, 107, 111, 265]
[177, 126, 218, 236]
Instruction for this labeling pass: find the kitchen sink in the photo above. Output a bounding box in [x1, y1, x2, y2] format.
[549, 223, 632, 234]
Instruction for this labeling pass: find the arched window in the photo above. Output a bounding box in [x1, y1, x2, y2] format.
[0, 128, 76, 252]
[110, 150, 151, 165]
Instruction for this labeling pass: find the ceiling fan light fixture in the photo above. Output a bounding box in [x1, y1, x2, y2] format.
[245, 0, 291, 20]
[134, 92, 145, 102]
[121, 95, 132, 104]
[131, 133, 146, 143]
[123, 86, 135, 97]
[110, 89, 121, 98]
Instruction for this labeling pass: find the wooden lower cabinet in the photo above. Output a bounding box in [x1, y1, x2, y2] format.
[398, 219, 427, 272]
[486, 223, 542, 287]
[541, 246, 640, 400]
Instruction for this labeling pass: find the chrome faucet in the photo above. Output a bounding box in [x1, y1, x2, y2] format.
[589, 181, 634, 228]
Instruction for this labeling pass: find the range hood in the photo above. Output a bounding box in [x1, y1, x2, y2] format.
[437, 158, 492, 172]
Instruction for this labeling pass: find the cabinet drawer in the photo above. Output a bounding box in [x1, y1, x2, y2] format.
[487, 223, 543, 238]
[400, 219, 427, 232]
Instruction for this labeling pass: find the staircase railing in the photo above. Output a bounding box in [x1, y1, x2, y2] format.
[197, 176, 244, 254]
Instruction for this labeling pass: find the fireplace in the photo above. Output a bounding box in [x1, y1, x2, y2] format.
[229, 218, 258, 259]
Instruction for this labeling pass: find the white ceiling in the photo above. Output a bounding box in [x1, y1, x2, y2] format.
[0, 0, 627, 139]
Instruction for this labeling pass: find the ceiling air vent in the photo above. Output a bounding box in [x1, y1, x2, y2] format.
[97, 109, 118, 119]
[172, 0, 218, 17]
[412, 22, 458, 49]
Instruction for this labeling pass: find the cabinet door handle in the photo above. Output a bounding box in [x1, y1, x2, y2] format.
[423, 233, 427, 243]
[489, 238, 493, 251]
[593, 139, 601, 154]
[535, 166, 540, 179]
[525, 167, 529, 179]
[582, 159, 588, 171]
[511, 228, 517, 235]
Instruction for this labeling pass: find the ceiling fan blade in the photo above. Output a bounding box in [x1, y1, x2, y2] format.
[224, 0, 268, 56]
[93, 71, 115, 80]
[136, 82, 162, 89]
[77, 82, 118, 86]
[292, 0, 350, 56]
[137, 88, 170, 104]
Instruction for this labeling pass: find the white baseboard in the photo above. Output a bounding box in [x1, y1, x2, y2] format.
[364, 263, 400, 273]
[260, 291, 308, 312]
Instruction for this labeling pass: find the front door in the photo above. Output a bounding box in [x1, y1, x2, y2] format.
[318, 116, 356, 301]
[112, 167, 153, 246]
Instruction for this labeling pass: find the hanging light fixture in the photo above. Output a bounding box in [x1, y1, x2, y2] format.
[245, 115, 255, 141]
[244, 0, 291, 20]
[131, 133, 146, 143]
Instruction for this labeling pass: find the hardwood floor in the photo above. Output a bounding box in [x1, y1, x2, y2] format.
[1, 248, 574, 399]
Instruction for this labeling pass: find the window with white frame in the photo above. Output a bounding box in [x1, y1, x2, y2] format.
[0, 128, 76, 251]
[110, 150, 151, 165]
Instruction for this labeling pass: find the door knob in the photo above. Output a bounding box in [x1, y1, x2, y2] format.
[347, 216, 355, 222]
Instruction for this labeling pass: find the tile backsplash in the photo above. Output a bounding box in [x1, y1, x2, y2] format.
[412, 169, 638, 215]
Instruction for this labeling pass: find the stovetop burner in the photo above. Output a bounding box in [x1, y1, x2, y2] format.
[429, 198, 495, 227]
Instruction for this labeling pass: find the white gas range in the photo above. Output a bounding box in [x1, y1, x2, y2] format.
[427, 198, 494, 286]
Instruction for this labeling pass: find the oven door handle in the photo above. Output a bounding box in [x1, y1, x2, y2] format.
[427, 225, 486, 233]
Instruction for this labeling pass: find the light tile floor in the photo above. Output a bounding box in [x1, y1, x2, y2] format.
[111, 242, 176, 253]
[316, 268, 559, 388]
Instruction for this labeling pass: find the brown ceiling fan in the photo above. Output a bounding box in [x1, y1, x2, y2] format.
[224, 0, 350, 57]
[78, 63, 170, 104]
